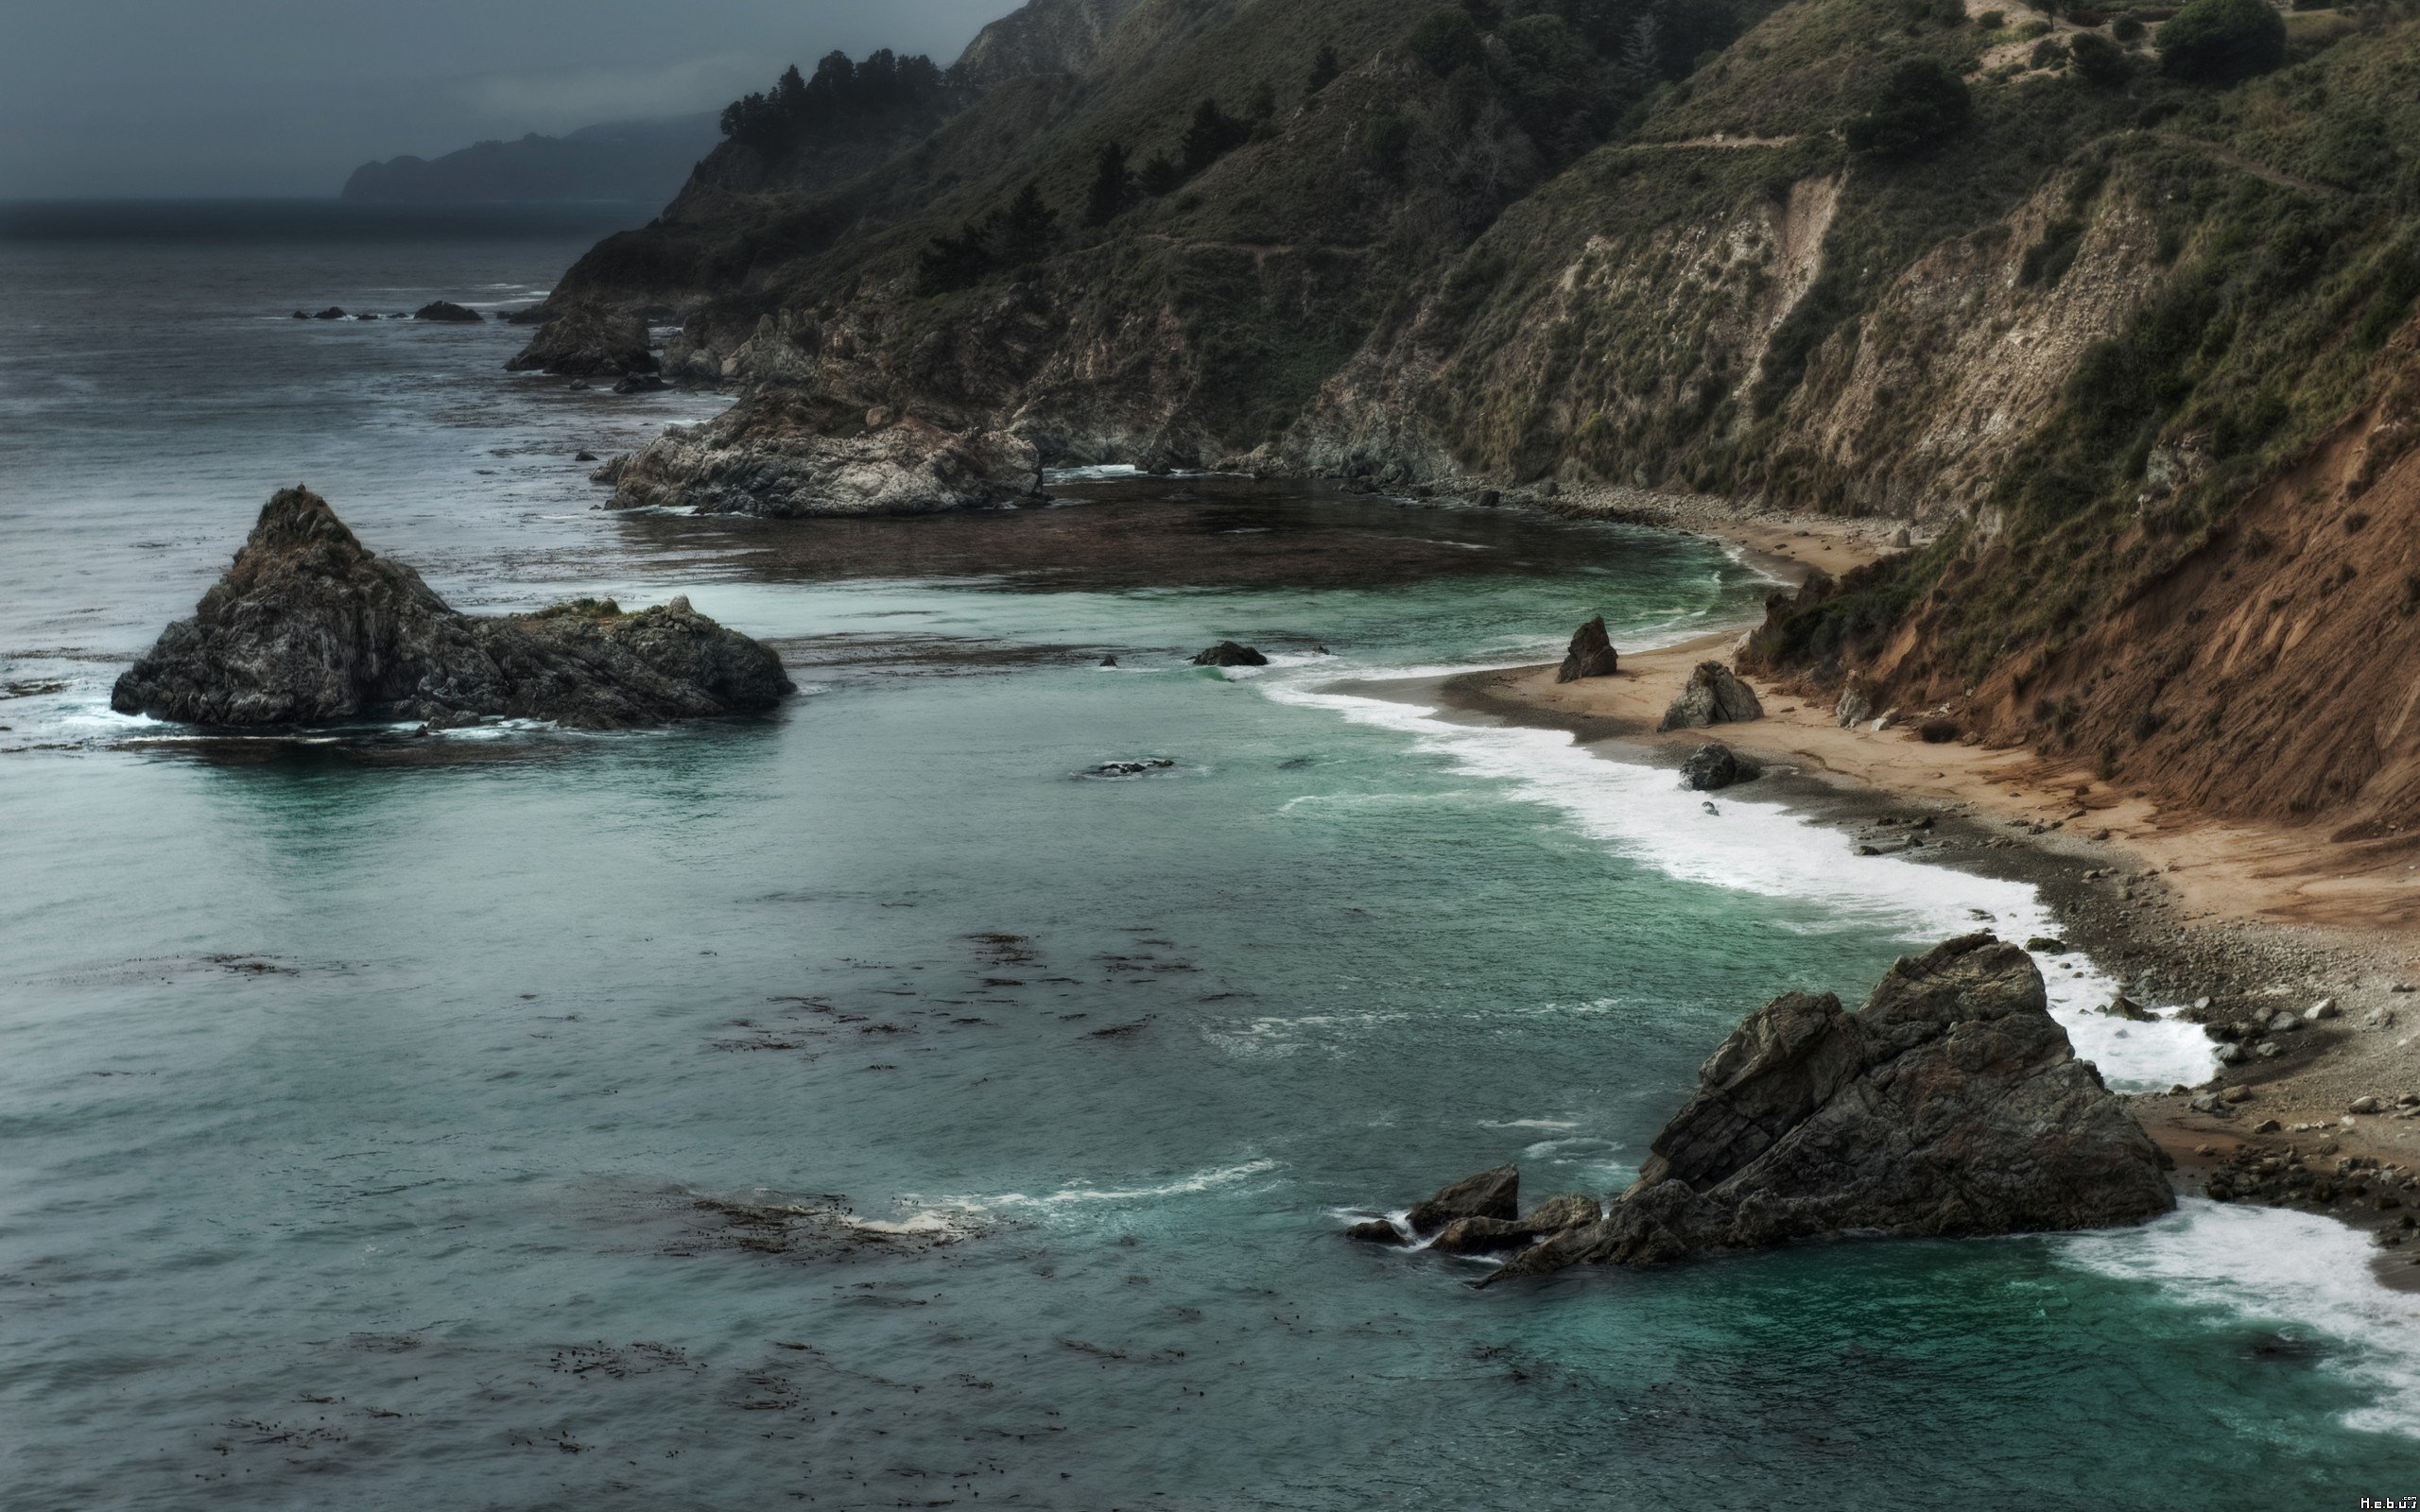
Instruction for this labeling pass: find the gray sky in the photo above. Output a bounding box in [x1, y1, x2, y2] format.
[0, 0, 1012, 198]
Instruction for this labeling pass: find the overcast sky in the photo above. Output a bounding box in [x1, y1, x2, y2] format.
[0, 0, 1012, 198]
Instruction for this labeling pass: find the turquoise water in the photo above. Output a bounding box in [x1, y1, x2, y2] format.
[4, 212, 2419, 1510]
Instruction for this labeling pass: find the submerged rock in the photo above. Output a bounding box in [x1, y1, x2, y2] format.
[1488, 936, 2174, 1280]
[413, 301, 483, 323]
[613, 373, 669, 395]
[111, 488, 792, 730]
[1084, 759, 1174, 777]
[1679, 742, 1759, 792]
[1191, 641, 1269, 668]
[602, 393, 1039, 517]
[504, 301, 657, 376]
[1556, 616, 1619, 682]
[1658, 661, 1764, 731]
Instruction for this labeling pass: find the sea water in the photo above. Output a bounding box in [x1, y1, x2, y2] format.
[2, 205, 2415, 1510]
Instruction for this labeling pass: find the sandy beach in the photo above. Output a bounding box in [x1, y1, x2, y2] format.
[1358, 502, 2420, 1281]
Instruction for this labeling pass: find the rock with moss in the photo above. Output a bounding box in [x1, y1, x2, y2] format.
[604, 393, 1040, 516]
[112, 489, 792, 730]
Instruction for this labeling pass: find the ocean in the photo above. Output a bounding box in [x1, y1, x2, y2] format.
[1, 201, 2413, 1509]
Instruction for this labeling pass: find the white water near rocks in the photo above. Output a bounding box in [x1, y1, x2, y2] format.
[3, 206, 2417, 1509]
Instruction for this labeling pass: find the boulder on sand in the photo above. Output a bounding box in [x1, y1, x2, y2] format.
[111, 488, 793, 730]
[1191, 641, 1270, 668]
[1658, 661, 1764, 731]
[504, 301, 658, 376]
[414, 301, 483, 323]
[1556, 616, 1619, 682]
[1680, 742, 1759, 792]
[1487, 936, 2175, 1280]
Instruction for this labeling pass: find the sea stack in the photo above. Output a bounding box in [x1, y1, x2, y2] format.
[112, 488, 793, 730]
[1486, 936, 2174, 1279]
[1556, 616, 1619, 682]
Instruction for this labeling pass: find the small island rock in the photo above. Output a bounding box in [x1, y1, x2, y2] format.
[504, 301, 658, 377]
[1192, 642, 1269, 668]
[414, 301, 484, 323]
[112, 488, 792, 731]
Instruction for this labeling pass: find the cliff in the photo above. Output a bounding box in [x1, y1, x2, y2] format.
[516, 0, 2420, 828]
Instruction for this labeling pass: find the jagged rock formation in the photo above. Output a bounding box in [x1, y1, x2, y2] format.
[1487, 936, 2174, 1280]
[414, 301, 482, 323]
[1680, 742, 1759, 792]
[505, 303, 658, 377]
[1190, 641, 1269, 667]
[1658, 662, 1765, 732]
[1345, 1164, 1604, 1254]
[1556, 616, 1619, 682]
[112, 489, 792, 730]
[603, 397, 1040, 515]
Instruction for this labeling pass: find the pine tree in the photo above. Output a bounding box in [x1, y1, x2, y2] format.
[995, 182, 1060, 266]
[1307, 44, 1341, 93]
[1085, 142, 1133, 227]
[1179, 100, 1249, 177]
[1136, 151, 1183, 198]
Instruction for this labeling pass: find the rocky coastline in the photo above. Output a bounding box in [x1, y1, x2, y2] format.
[1360, 596, 2420, 1288]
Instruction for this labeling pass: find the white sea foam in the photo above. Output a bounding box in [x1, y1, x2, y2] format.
[918, 1158, 1283, 1214]
[2061, 1199, 2420, 1437]
[1261, 678, 2217, 1092]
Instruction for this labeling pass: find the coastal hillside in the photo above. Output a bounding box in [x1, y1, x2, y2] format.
[528, 0, 2420, 832]
[341, 115, 720, 203]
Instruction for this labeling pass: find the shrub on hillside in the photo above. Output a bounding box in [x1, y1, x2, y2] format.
[1409, 8, 1486, 75]
[2158, 0, 2286, 84]
[2069, 31, 2131, 84]
[1843, 60, 1974, 157]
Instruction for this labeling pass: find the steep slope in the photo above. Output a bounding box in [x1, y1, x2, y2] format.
[522, 0, 2420, 833]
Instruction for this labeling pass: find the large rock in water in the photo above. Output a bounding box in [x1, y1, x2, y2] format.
[1190, 641, 1269, 667]
[1556, 616, 1619, 682]
[414, 301, 483, 323]
[1658, 660, 1764, 731]
[504, 302, 657, 376]
[111, 489, 792, 730]
[1490, 936, 2174, 1280]
[1679, 742, 1758, 792]
[602, 393, 1039, 517]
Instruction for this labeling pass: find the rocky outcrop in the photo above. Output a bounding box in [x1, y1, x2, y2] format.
[1347, 1167, 1604, 1254]
[1488, 936, 2173, 1280]
[414, 301, 483, 323]
[505, 302, 658, 376]
[604, 396, 1039, 516]
[1556, 616, 1619, 682]
[1658, 661, 1764, 732]
[952, 0, 1143, 89]
[1679, 742, 1759, 792]
[112, 489, 792, 730]
[1190, 642, 1269, 667]
[1406, 1165, 1519, 1233]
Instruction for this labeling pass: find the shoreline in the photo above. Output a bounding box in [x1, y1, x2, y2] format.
[1335, 500, 2420, 1287]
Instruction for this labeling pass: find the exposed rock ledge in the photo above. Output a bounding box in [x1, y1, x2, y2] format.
[1356, 936, 2175, 1281]
[600, 393, 1041, 517]
[112, 488, 792, 730]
